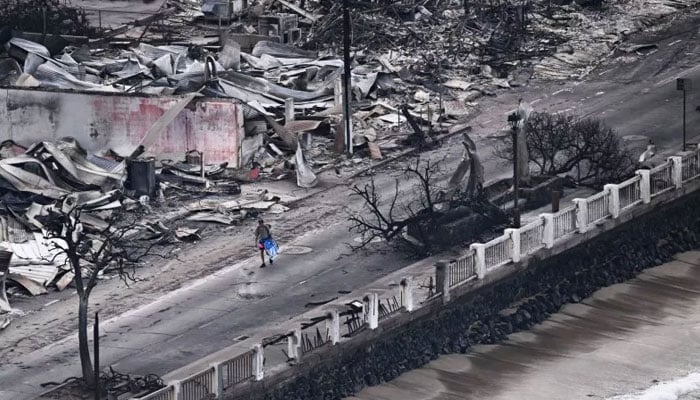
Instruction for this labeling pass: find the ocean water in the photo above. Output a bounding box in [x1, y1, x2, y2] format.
[347, 251, 700, 400]
[608, 373, 700, 400]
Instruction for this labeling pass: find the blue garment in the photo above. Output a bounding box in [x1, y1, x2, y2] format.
[263, 238, 279, 259]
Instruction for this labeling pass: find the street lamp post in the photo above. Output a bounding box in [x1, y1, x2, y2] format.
[94, 312, 100, 400]
[508, 112, 521, 228]
[342, 0, 353, 156]
[677, 78, 692, 152]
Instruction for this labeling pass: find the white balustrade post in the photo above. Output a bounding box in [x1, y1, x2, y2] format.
[287, 332, 295, 361]
[253, 344, 265, 381]
[173, 382, 182, 400]
[401, 276, 414, 312]
[604, 184, 620, 218]
[670, 156, 683, 189]
[328, 310, 340, 345]
[541, 213, 555, 248]
[636, 169, 651, 204]
[284, 98, 295, 122]
[435, 261, 451, 303]
[505, 228, 521, 263]
[366, 293, 379, 329]
[572, 198, 589, 233]
[211, 363, 223, 399]
[295, 328, 302, 359]
[470, 243, 486, 279]
[287, 328, 301, 360]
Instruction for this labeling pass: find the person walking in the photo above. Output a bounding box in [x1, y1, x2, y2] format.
[255, 219, 275, 267]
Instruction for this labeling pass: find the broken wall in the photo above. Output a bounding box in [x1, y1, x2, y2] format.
[0, 88, 244, 167]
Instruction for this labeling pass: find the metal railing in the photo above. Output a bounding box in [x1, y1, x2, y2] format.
[553, 206, 577, 240]
[586, 190, 610, 224]
[137, 386, 175, 400]
[342, 304, 366, 337]
[682, 149, 700, 182]
[300, 318, 331, 354]
[378, 290, 404, 320]
[180, 367, 215, 400]
[650, 162, 674, 197]
[484, 234, 512, 270]
[618, 176, 642, 210]
[448, 250, 477, 288]
[519, 219, 545, 256]
[222, 349, 255, 389]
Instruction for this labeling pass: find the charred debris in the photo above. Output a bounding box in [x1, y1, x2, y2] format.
[0, 0, 688, 306]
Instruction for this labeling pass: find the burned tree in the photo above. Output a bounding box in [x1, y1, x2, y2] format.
[349, 158, 446, 254]
[349, 156, 506, 255]
[0, 0, 96, 37]
[38, 199, 163, 388]
[495, 111, 634, 187]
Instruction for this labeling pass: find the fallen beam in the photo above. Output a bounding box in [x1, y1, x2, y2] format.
[275, 0, 320, 22]
[401, 105, 426, 145]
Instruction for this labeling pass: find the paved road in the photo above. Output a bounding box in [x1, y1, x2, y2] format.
[536, 17, 700, 150]
[0, 146, 471, 399]
[2, 11, 700, 400]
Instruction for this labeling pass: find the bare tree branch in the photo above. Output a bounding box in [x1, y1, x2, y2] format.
[37, 200, 167, 387]
[348, 157, 451, 255]
[494, 111, 634, 186]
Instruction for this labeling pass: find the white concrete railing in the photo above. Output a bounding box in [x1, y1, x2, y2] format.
[514, 218, 545, 258]
[179, 367, 217, 400]
[133, 146, 700, 400]
[138, 386, 175, 400]
[448, 250, 477, 288]
[616, 175, 643, 211]
[649, 161, 675, 197]
[551, 205, 577, 241]
[483, 234, 513, 271]
[682, 149, 700, 182]
[585, 189, 612, 224]
[221, 348, 258, 389]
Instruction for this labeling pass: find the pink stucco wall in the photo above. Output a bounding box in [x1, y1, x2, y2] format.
[0, 88, 244, 167]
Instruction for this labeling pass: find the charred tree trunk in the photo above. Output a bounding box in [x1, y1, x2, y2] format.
[39, 206, 161, 390]
[78, 295, 95, 387]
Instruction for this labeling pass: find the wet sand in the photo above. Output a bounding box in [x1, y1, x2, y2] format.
[347, 251, 700, 400]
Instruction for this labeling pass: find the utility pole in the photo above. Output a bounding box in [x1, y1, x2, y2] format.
[508, 112, 521, 228]
[677, 78, 692, 152]
[94, 312, 100, 400]
[342, 0, 353, 156]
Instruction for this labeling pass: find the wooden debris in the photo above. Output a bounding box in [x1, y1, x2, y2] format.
[276, 0, 320, 22]
[368, 142, 383, 160]
[55, 271, 75, 291]
[8, 274, 48, 296]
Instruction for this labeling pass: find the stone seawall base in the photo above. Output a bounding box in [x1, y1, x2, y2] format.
[236, 190, 700, 400]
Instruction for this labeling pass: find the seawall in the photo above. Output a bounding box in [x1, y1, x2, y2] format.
[233, 187, 700, 400]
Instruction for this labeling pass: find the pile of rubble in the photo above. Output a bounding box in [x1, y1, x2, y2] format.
[295, 0, 700, 81]
[0, 21, 465, 176]
[1, 0, 699, 313]
[3, 0, 694, 178]
[0, 0, 96, 37]
[0, 135, 291, 312]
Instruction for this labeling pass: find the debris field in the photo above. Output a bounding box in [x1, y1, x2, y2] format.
[0, 0, 697, 315]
